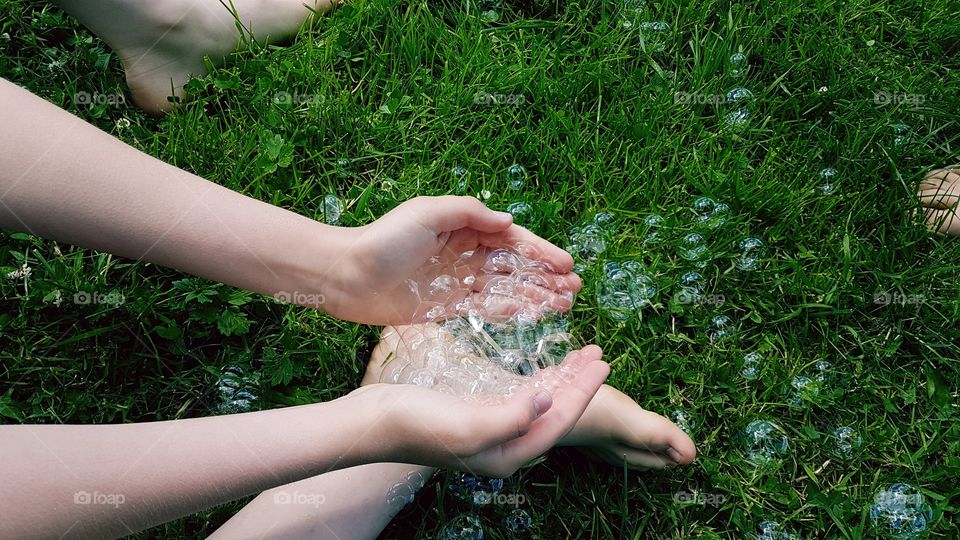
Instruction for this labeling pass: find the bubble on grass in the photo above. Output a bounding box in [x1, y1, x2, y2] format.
[451, 165, 470, 193]
[638, 21, 671, 52]
[593, 211, 616, 231]
[736, 237, 767, 271]
[449, 473, 504, 504]
[829, 426, 863, 459]
[566, 224, 607, 264]
[598, 261, 657, 320]
[679, 233, 710, 268]
[891, 123, 912, 147]
[505, 164, 527, 190]
[728, 52, 748, 78]
[740, 420, 790, 466]
[504, 508, 533, 533]
[755, 520, 797, 540]
[692, 197, 730, 229]
[644, 213, 666, 243]
[725, 107, 751, 129]
[506, 202, 535, 226]
[707, 314, 736, 342]
[676, 271, 705, 304]
[726, 87, 753, 104]
[438, 513, 484, 540]
[669, 409, 696, 435]
[335, 158, 351, 178]
[818, 167, 838, 195]
[216, 365, 258, 413]
[322, 194, 343, 224]
[869, 483, 933, 540]
[787, 375, 821, 406]
[474, 0, 501, 23]
[741, 351, 763, 380]
[813, 360, 834, 384]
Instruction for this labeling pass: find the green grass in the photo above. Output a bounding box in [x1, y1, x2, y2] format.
[2, 0, 959, 537]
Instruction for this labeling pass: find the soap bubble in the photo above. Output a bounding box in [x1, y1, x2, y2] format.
[787, 374, 821, 406]
[725, 107, 751, 129]
[504, 508, 534, 533]
[566, 223, 607, 264]
[322, 194, 343, 224]
[891, 123, 912, 147]
[707, 314, 736, 342]
[449, 473, 504, 505]
[692, 197, 730, 229]
[335, 158, 351, 178]
[506, 202, 535, 226]
[385, 482, 416, 510]
[638, 21, 671, 52]
[741, 351, 762, 380]
[675, 271, 705, 304]
[679, 233, 710, 268]
[593, 211, 616, 232]
[736, 237, 766, 271]
[452, 166, 470, 193]
[438, 513, 484, 540]
[506, 164, 527, 190]
[754, 520, 797, 540]
[474, 0, 501, 23]
[726, 87, 753, 104]
[216, 365, 258, 413]
[813, 360, 834, 384]
[828, 426, 863, 459]
[644, 213, 666, 243]
[818, 167, 838, 195]
[597, 261, 657, 320]
[728, 52, 748, 78]
[740, 419, 790, 466]
[870, 483, 933, 540]
[669, 409, 696, 435]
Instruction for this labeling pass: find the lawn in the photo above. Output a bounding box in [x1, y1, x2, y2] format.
[1, 0, 959, 538]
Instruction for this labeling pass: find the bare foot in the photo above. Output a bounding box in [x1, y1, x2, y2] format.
[56, 0, 333, 114]
[918, 167, 960, 236]
[366, 326, 697, 470]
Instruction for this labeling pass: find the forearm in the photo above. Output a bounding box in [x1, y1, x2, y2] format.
[0, 78, 352, 310]
[0, 398, 385, 539]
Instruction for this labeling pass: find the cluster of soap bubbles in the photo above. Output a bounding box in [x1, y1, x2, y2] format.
[870, 483, 933, 539]
[617, 0, 671, 52]
[215, 365, 258, 413]
[786, 360, 834, 406]
[740, 419, 790, 466]
[438, 474, 534, 538]
[448, 163, 529, 195]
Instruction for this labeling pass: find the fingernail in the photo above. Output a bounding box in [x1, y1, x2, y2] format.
[532, 391, 552, 416]
[496, 211, 513, 220]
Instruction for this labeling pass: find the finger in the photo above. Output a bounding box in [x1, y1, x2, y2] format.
[415, 196, 514, 234]
[477, 225, 575, 273]
[458, 387, 555, 447]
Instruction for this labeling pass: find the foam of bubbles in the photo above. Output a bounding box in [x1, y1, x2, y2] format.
[736, 237, 766, 271]
[322, 194, 343, 225]
[828, 426, 863, 459]
[870, 483, 933, 540]
[506, 164, 527, 190]
[438, 513, 484, 540]
[740, 419, 790, 466]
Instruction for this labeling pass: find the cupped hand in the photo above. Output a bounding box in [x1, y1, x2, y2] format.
[351, 345, 609, 478]
[326, 196, 582, 325]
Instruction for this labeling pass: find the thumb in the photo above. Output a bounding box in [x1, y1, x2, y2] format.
[415, 195, 513, 234]
[463, 389, 554, 447]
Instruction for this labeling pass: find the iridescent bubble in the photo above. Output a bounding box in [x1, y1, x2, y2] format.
[754, 520, 797, 540]
[644, 213, 666, 243]
[680, 233, 710, 268]
[385, 482, 416, 510]
[322, 194, 343, 225]
[598, 261, 657, 320]
[728, 52, 748, 78]
[813, 360, 834, 384]
[726, 87, 753, 104]
[438, 513, 484, 540]
[669, 409, 696, 435]
[504, 509, 533, 533]
[740, 419, 790, 466]
[707, 314, 736, 342]
[736, 237, 766, 271]
[474, 0, 501, 23]
[828, 426, 863, 459]
[819, 167, 838, 195]
[506, 164, 527, 190]
[741, 351, 762, 380]
[506, 202, 535, 226]
[566, 223, 607, 264]
[870, 483, 933, 540]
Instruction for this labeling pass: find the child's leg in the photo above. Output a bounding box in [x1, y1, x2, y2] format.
[53, 0, 334, 113]
[212, 326, 696, 539]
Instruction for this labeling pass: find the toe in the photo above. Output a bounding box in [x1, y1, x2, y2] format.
[923, 207, 960, 236]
